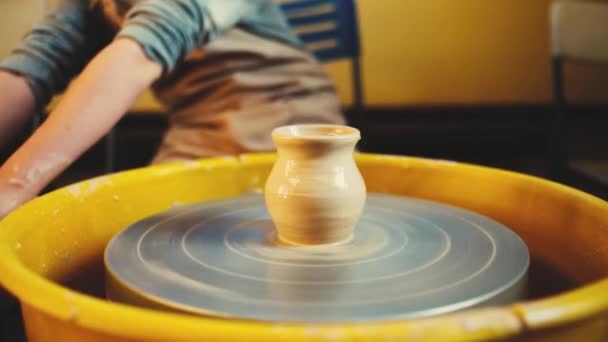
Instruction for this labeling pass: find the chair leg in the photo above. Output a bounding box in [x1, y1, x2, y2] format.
[105, 128, 116, 174]
[351, 57, 366, 150]
[550, 58, 568, 181]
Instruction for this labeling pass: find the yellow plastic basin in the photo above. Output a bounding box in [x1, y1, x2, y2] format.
[1, 153, 607, 341]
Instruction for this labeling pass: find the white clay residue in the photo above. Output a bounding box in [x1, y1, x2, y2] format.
[66, 184, 82, 197]
[5, 199, 17, 210]
[65, 176, 113, 198]
[304, 326, 345, 341]
[323, 328, 345, 341]
[270, 324, 290, 334]
[151, 167, 174, 177]
[457, 309, 521, 332]
[64, 291, 75, 301]
[23, 167, 44, 185]
[304, 326, 321, 338]
[433, 159, 458, 166]
[87, 176, 113, 192]
[68, 306, 80, 321]
[7, 177, 27, 187]
[63, 291, 79, 321]
[522, 307, 566, 326]
[374, 155, 401, 161]
[0, 198, 19, 218]
[182, 160, 200, 169]
[25, 152, 70, 187]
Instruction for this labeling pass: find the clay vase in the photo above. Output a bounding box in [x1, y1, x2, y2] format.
[264, 124, 366, 245]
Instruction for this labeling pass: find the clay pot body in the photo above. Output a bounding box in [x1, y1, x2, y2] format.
[264, 125, 366, 245]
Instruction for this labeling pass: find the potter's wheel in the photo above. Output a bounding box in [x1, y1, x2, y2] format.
[104, 193, 529, 322]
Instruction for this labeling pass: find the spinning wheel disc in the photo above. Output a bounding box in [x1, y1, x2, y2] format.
[104, 193, 529, 323]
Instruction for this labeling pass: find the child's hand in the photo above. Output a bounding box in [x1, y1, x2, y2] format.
[0, 38, 161, 219]
[0, 197, 18, 220]
[0, 172, 38, 219]
[0, 188, 26, 220]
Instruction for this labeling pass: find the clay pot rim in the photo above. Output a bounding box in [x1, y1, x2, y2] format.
[272, 124, 360, 143]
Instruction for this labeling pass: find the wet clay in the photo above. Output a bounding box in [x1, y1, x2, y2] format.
[264, 125, 366, 245]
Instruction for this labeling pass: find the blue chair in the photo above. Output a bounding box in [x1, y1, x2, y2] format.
[279, 0, 365, 141]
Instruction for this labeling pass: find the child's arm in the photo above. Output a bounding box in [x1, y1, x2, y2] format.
[0, 0, 258, 218]
[0, 0, 107, 217]
[0, 38, 161, 218]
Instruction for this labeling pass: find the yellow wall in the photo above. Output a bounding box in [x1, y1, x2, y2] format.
[1, 0, 607, 110]
[0, 0, 40, 58]
[344, 0, 555, 106]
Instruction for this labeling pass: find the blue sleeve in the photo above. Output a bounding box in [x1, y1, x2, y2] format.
[116, 0, 259, 73]
[0, 0, 98, 111]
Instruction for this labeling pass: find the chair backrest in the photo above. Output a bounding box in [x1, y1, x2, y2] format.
[550, 1, 608, 63]
[278, 0, 361, 62]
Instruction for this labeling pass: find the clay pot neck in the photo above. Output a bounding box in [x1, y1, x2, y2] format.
[272, 125, 360, 158]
